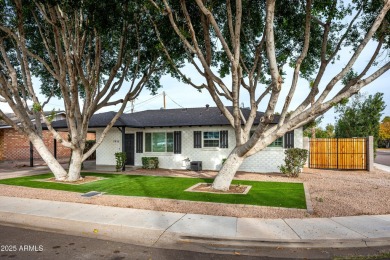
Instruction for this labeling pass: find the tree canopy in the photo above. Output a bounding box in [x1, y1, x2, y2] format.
[1, 0, 389, 187]
[335, 93, 386, 144]
[148, 0, 390, 190]
[304, 120, 335, 138]
[379, 116, 390, 148]
[0, 0, 180, 180]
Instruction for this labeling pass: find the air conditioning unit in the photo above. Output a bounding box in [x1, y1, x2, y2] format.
[190, 161, 202, 171]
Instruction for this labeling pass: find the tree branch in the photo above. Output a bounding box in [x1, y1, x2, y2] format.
[279, 0, 312, 127]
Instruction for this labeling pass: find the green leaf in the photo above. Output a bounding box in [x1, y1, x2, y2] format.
[32, 102, 42, 112]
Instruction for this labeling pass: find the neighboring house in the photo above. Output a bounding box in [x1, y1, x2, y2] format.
[0, 112, 71, 161]
[53, 106, 303, 173]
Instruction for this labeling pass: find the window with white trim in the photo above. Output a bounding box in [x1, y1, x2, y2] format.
[145, 132, 173, 152]
[203, 131, 219, 147]
[249, 131, 283, 147]
[268, 137, 283, 147]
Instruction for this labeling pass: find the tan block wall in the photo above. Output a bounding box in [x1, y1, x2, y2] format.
[0, 129, 71, 161]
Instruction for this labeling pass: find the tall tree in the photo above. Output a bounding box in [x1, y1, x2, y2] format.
[149, 0, 390, 190]
[0, 0, 173, 181]
[379, 117, 390, 148]
[304, 121, 335, 138]
[334, 93, 386, 146]
[383, 116, 390, 123]
[325, 124, 335, 138]
[303, 116, 323, 138]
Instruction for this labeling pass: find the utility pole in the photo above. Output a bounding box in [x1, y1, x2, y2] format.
[163, 91, 166, 109]
[130, 100, 134, 113]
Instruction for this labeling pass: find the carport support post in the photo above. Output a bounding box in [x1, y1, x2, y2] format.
[54, 139, 57, 159]
[122, 126, 126, 171]
[29, 142, 33, 167]
[303, 137, 309, 167]
[367, 136, 374, 172]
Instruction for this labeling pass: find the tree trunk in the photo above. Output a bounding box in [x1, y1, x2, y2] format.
[31, 134, 84, 182]
[66, 149, 83, 181]
[29, 134, 67, 180]
[311, 98, 316, 139]
[212, 149, 245, 191]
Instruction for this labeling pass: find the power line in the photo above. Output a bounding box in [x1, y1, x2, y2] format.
[166, 94, 184, 108]
[123, 92, 185, 113]
[134, 94, 162, 109]
[135, 93, 163, 106]
[125, 93, 163, 113]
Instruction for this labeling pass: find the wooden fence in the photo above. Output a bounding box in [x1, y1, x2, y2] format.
[309, 138, 367, 170]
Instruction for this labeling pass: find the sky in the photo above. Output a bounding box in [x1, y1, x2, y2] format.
[1, 34, 389, 129]
[122, 38, 390, 127]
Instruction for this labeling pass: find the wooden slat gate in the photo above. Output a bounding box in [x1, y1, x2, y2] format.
[309, 138, 367, 170]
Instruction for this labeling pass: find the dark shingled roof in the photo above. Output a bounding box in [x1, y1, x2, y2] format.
[0, 111, 66, 128]
[50, 106, 280, 129]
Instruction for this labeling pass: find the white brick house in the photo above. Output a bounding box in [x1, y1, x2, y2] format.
[85, 107, 303, 173]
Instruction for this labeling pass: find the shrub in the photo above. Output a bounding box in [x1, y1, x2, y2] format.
[115, 152, 127, 172]
[279, 148, 308, 177]
[142, 157, 159, 169]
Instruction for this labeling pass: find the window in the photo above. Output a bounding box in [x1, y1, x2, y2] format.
[249, 131, 283, 147]
[145, 132, 173, 152]
[268, 137, 283, 147]
[203, 131, 219, 147]
[167, 133, 173, 152]
[145, 133, 152, 152]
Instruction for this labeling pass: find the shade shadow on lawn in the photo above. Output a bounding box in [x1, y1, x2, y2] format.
[0, 172, 306, 209]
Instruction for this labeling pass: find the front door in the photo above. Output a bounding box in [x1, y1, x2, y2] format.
[124, 134, 135, 165]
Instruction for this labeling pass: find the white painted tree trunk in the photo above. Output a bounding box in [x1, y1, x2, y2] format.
[212, 150, 245, 191]
[30, 133, 83, 182]
[29, 134, 67, 181]
[67, 149, 83, 181]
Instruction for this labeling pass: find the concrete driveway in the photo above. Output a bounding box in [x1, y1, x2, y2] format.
[0, 158, 69, 179]
[376, 150, 390, 166]
[0, 159, 99, 180]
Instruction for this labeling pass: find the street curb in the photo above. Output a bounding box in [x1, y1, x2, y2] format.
[176, 236, 390, 249]
[0, 211, 165, 247]
[1, 210, 390, 256]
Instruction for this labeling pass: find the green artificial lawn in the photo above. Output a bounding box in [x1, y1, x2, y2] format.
[0, 173, 307, 209]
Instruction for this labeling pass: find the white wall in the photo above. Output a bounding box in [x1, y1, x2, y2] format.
[134, 126, 232, 171]
[95, 128, 122, 165]
[96, 126, 304, 173]
[240, 148, 286, 173]
[294, 127, 304, 148]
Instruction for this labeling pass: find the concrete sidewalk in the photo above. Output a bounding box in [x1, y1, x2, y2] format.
[0, 196, 389, 256]
[375, 163, 390, 173]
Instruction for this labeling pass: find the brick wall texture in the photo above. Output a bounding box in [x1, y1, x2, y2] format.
[0, 129, 71, 161]
[0, 130, 4, 161]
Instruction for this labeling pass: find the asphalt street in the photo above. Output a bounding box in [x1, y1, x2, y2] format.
[1, 224, 390, 260]
[376, 151, 390, 166]
[0, 224, 264, 260]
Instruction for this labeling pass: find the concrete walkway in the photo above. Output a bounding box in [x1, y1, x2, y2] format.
[0, 196, 389, 256]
